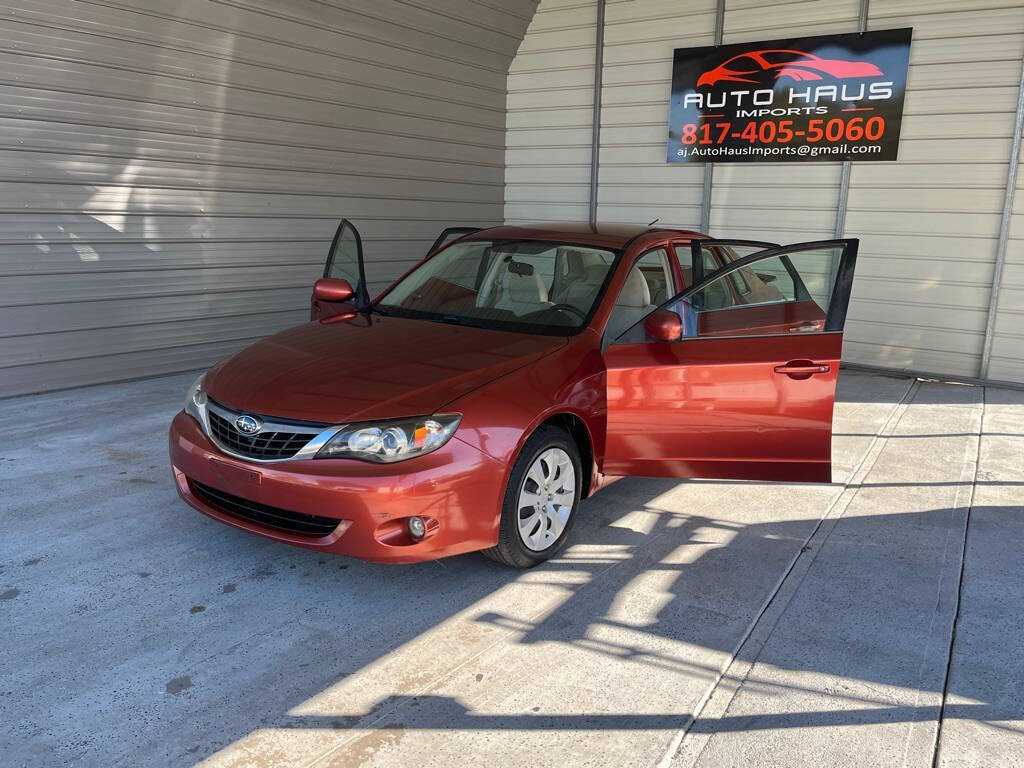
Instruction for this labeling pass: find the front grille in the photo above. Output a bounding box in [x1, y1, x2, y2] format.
[207, 408, 315, 460]
[190, 480, 340, 537]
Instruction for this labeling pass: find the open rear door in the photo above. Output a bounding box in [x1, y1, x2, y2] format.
[311, 218, 368, 319]
[427, 227, 480, 256]
[603, 239, 858, 483]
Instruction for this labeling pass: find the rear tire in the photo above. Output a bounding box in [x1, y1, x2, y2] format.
[483, 425, 582, 568]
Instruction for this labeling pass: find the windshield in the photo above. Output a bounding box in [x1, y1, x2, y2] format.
[376, 240, 618, 334]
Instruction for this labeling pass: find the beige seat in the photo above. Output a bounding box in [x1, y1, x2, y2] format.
[606, 267, 655, 339]
[490, 267, 550, 316]
[554, 263, 607, 312]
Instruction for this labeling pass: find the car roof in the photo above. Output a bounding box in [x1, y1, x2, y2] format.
[464, 222, 708, 250]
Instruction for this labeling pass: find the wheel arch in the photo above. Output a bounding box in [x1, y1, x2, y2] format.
[536, 411, 596, 499]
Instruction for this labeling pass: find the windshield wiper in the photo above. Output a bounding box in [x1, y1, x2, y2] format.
[370, 305, 481, 327]
[438, 314, 483, 328]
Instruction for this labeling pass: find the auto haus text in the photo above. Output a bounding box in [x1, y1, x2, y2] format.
[683, 81, 894, 117]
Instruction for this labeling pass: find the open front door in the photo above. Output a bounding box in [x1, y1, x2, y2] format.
[603, 239, 858, 483]
[311, 218, 368, 320]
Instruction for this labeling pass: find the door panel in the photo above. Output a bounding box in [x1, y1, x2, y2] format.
[603, 239, 858, 483]
[604, 333, 840, 481]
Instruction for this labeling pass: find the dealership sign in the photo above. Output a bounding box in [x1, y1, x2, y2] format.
[667, 28, 912, 163]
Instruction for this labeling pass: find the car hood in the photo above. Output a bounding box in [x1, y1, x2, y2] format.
[206, 314, 567, 424]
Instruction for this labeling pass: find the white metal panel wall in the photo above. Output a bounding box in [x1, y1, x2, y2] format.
[598, 0, 716, 227]
[505, 0, 718, 227]
[0, 0, 537, 397]
[505, 0, 1024, 384]
[844, 0, 1024, 379]
[505, 0, 599, 224]
[710, 0, 859, 245]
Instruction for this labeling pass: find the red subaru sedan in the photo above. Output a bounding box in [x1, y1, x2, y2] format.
[169, 221, 857, 567]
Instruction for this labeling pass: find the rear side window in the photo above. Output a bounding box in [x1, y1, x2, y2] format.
[698, 250, 733, 310]
[675, 244, 774, 295]
[690, 255, 791, 312]
[672, 244, 729, 288]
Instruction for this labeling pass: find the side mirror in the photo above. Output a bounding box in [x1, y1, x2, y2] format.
[314, 277, 354, 302]
[644, 309, 682, 342]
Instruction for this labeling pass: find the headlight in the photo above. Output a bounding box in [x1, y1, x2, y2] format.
[184, 373, 207, 422]
[315, 414, 461, 462]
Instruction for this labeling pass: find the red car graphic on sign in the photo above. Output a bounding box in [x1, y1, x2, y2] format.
[697, 49, 883, 87]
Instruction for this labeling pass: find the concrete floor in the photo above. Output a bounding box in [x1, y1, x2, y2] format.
[1, 370, 1022, 767]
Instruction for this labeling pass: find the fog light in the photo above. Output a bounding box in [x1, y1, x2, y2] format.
[407, 516, 426, 540]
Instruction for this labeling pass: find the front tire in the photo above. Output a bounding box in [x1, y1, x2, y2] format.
[483, 425, 582, 568]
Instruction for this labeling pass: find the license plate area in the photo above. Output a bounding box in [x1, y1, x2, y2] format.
[208, 458, 261, 488]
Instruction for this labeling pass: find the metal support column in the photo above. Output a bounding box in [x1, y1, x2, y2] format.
[979, 53, 1024, 379]
[699, 0, 726, 234]
[588, 0, 607, 228]
[834, 0, 870, 239]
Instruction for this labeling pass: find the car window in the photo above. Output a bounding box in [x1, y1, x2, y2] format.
[606, 248, 667, 340]
[749, 258, 796, 300]
[429, 247, 488, 291]
[504, 252, 556, 295]
[548, 247, 614, 309]
[326, 222, 362, 286]
[668, 246, 843, 338]
[715, 246, 752, 296]
[673, 244, 694, 287]
[675, 244, 772, 293]
[702, 248, 720, 273]
[672, 243, 719, 287]
[637, 249, 674, 305]
[690, 254, 790, 313]
[377, 240, 617, 335]
[696, 248, 732, 308]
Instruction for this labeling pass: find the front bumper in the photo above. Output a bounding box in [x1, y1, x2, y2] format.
[168, 411, 507, 563]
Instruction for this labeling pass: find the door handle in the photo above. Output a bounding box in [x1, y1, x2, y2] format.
[774, 361, 830, 379]
[788, 323, 822, 333]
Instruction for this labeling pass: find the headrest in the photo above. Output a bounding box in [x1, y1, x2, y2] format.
[617, 267, 651, 308]
[505, 269, 548, 302]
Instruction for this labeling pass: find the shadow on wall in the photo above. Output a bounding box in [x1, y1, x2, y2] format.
[5, 0, 532, 397]
[3, 1, 350, 397]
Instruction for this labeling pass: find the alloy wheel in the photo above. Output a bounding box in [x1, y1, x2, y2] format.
[517, 447, 576, 552]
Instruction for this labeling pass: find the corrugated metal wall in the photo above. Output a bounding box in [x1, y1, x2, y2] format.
[844, 0, 1022, 380]
[0, 0, 537, 397]
[506, 0, 599, 223]
[506, 0, 1024, 385]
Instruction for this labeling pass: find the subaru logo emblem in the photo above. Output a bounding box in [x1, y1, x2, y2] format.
[235, 414, 262, 435]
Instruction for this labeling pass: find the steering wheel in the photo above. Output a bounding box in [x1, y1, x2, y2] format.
[548, 303, 587, 321]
